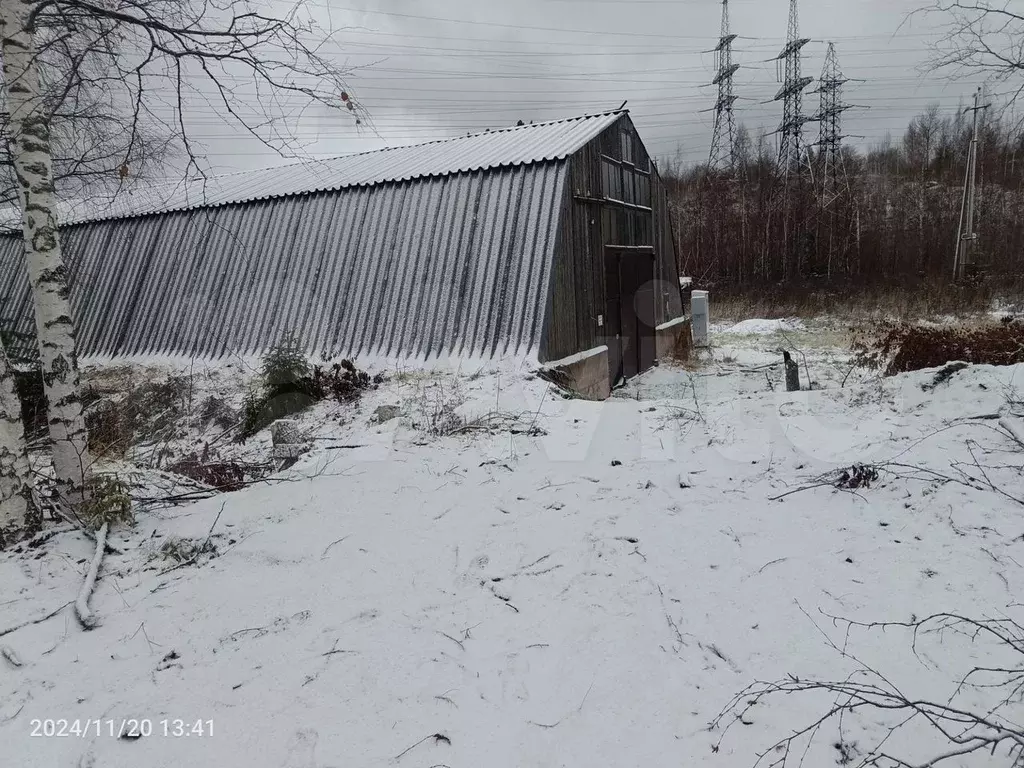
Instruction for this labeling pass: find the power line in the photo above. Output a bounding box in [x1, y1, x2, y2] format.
[320, 4, 692, 39]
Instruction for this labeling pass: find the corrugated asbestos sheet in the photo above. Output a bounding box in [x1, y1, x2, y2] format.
[0, 161, 568, 360]
[0, 112, 621, 230]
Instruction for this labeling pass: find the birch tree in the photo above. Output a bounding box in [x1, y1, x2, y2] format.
[0, 340, 34, 543]
[0, 0, 361, 511]
[1, 0, 90, 507]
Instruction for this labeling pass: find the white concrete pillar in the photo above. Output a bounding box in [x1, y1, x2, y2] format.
[691, 290, 709, 347]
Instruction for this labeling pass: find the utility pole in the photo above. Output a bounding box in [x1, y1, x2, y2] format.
[707, 0, 739, 171]
[773, 0, 812, 176]
[953, 86, 989, 281]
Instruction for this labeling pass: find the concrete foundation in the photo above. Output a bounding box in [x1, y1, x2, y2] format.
[540, 346, 611, 401]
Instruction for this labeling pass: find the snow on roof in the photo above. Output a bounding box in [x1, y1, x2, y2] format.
[2, 111, 623, 228]
[0, 159, 571, 361]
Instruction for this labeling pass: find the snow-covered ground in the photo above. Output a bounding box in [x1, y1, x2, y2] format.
[3, 323, 1024, 767]
[621, 315, 862, 401]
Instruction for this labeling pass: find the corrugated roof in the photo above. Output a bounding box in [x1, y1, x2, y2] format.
[30, 111, 621, 227]
[0, 161, 569, 361]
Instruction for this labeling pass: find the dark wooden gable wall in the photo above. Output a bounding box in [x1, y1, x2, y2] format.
[541, 114, 683, 364]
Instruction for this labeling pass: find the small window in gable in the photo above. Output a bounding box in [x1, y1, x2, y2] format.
[622, 172, 635, 205]
[602, 159, 623, 201]
[620, 131, 633, 164]
[637, 174, 650, 207]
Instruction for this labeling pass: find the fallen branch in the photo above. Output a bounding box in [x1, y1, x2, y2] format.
[757, 557, 788, 574]
[737, 362, 783, 373]
[0, 601, 72, 639]
[769, 458, 987, 503]
[74, 523, 108, 630]
[24, 526, 75, 548]
[528, 681, 594, 729]
[320, 535, 350, 559]
[768, 481, 835, 501]
[394, 733, 451, 761]
[999, 417, 1024, 451]
[135, 469, 314, 506]
[438, 631, 465, 651]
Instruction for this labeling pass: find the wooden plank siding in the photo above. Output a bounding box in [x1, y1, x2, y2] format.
[652, 169, 684, 324]
[540, 113, 682, 364]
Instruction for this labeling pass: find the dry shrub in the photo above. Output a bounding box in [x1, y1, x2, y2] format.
[199, 395, 237, 431]
[238, 356, 383, 440]
[167, 455, 249, 491]
[711, 277, 1003, 321]
[852, 319, 1024, 375]
[411, 378, 466, 436]
[86, 375, 192, 458]
[408, 378, 544, 437]
[834, 464, 879, 489]
[158, 536, 217, 563]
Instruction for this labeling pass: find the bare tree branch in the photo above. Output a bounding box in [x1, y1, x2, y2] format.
[921, 2, 1024, 107]
[713, 610, 1024, 767]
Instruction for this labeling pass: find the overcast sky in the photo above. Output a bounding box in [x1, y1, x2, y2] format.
[185, 0, 995, 173]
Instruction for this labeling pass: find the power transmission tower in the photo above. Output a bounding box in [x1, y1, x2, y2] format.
[772, 0, 812, 175]
[707, 0, 739, 171]
[809, 42, 863, 277]
[812, 42, 854, 207]
[953, 86, 989, 281]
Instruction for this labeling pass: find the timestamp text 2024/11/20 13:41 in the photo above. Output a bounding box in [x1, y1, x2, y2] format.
[29, 719, 215, 738]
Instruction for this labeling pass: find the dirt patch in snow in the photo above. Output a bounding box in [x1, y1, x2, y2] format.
[853, 319, 1024, 375]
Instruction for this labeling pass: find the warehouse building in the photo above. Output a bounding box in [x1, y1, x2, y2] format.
[0, 111, 686, 398]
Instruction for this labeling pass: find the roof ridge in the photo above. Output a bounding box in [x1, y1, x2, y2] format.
[0, 110, 627, 229]
[196, 110, 627, 183]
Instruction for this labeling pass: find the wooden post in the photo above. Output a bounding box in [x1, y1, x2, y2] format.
[783, 351, 800, 392]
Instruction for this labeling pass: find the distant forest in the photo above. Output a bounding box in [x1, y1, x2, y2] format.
[662, 103, 1024, 295]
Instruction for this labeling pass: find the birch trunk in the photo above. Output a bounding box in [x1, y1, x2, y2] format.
[0, 0, 91, 508]
[0, 341, 35, 539]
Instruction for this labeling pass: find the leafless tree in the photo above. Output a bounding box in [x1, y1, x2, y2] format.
[0, 0, 362, 517]
[0, 15, 175, 214]
[924, 2, 1024, 106]
[712, 610, 1024, 767]
[662, 103, 1024, 303]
